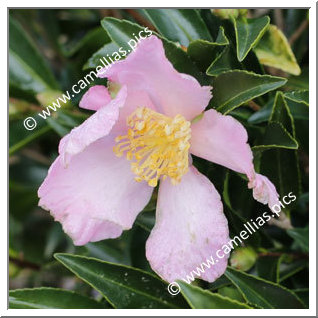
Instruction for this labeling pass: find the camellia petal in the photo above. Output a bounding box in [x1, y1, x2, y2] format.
[190, 108, 280, 207]
[248, 173, 280, 209]
[112, 89, 158, 134]
[38, 136, 153, 246]
[146, 166, 229, 283]
[58, 86, 127, 166]
[79, 85, 112, 111]
[99, 36, 211, 121]
[190, 109, 254, 177]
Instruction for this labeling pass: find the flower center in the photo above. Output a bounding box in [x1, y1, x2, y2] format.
[113, 107, 191, 187]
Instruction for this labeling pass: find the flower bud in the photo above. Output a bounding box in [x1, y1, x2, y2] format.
[230, 246, 258, 271]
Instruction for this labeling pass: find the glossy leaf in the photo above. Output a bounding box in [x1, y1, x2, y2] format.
[136, 211, 156, 232]
[234, 16, 270, 62]
[256, 255, 285, 282]
[85, 231, 133, 265]
[9, 287, 106, 309]
[177, 281, 252, 309]
[287, 67, 308, 90]
[287, 227, 309, 252]
[293, 289, 309, 308]
[252, 122, 298, 152]
[285, 98, 309, 120]
[248, 92, 309, 123]
[248, 98, 274, 124]
[9, 119, 51, 155]
[260, 91, 301, 197]
[143, 9, 212, 46]
[55, 253, 188, 309]
[64, 27, 111, 57]
[9, 16, 59, 92]
[284, 90, 309, 106]
[218, 286, 246, 303]
[254, 24, 301, 75]
[187, 27, 229, 70]
[225, 267, 305, 308]
[83, 42, 121, 69]
[209, 70, 287, 114]
[279, 259, 308, 282]
[206, 45, 242, 76]
[46, 110, 87, 137]
[208, 275, 232, 291]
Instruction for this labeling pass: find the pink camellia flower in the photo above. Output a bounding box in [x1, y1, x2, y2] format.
[38, 36, 279, 284]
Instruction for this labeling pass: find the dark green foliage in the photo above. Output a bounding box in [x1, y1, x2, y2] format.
[9, 9, 309, 309]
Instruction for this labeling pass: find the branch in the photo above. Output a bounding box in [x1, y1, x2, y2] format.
[258, 252, 308, 259]
[9, 256, 40, 270]
[248, 100, 261, 111]
[289, 19, 309, 46]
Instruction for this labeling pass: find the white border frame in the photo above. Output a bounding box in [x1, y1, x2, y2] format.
[3, 1, 316, 316]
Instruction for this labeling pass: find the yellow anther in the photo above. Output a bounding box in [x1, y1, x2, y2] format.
[113, 107, 191, 187]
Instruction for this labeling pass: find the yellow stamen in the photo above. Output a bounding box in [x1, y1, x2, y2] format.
[113, 107, 191, 187]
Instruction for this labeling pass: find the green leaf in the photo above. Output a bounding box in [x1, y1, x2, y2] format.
[44, 223, 65, 259]
[206, 45, 242, 76]
[100, 17, 204, 81]
[260, 91, 301, 197]
[64, 27, 111, 57]
[218, 286, 246, 303]
[55, 253, 188, 309]
[252, 122, 298, 152]
[287, 67, 308, 90]
[209, 70, 287, 114]
[187, 27, 229, 70]
[287, 227, 309, 252]
[85, 231, 133, 265]
[208, 275, 232, 291]
[279, 259, 308, 282]
[234, 16, 270, 62]
[293, 289, 309, 308]
[9, 287, 106, 309]
[248, 98, 274, 124]
[9, 51, 49, 93]
[225, 267, 305, 308]
[256, 255, 285, 282]
[143, 9, 212, 46]
[254, 24, 301, 75]
[83, 42, 121, 69]
[284, 90, 309, 106]
[223, 173, 264, 247]
[136, 211, 156, 232]
[9, 16, 59, 92]
[9, 119, 51, 155]
[177, 281, 252, 309]
[248, 92, 309, 123]
[285, 99, 309, 120]
[46, 110, 88, 137]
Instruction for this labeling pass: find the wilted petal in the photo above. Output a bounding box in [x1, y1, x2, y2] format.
[146, 166, 229, 283]
[190, 109, 279, 208]
[99, 36, 211, 120]
[38, 137, 153, 246]
[79, 85, 111, 111]
[248, 173, 280, 209]
[59, 86, 127, 166]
